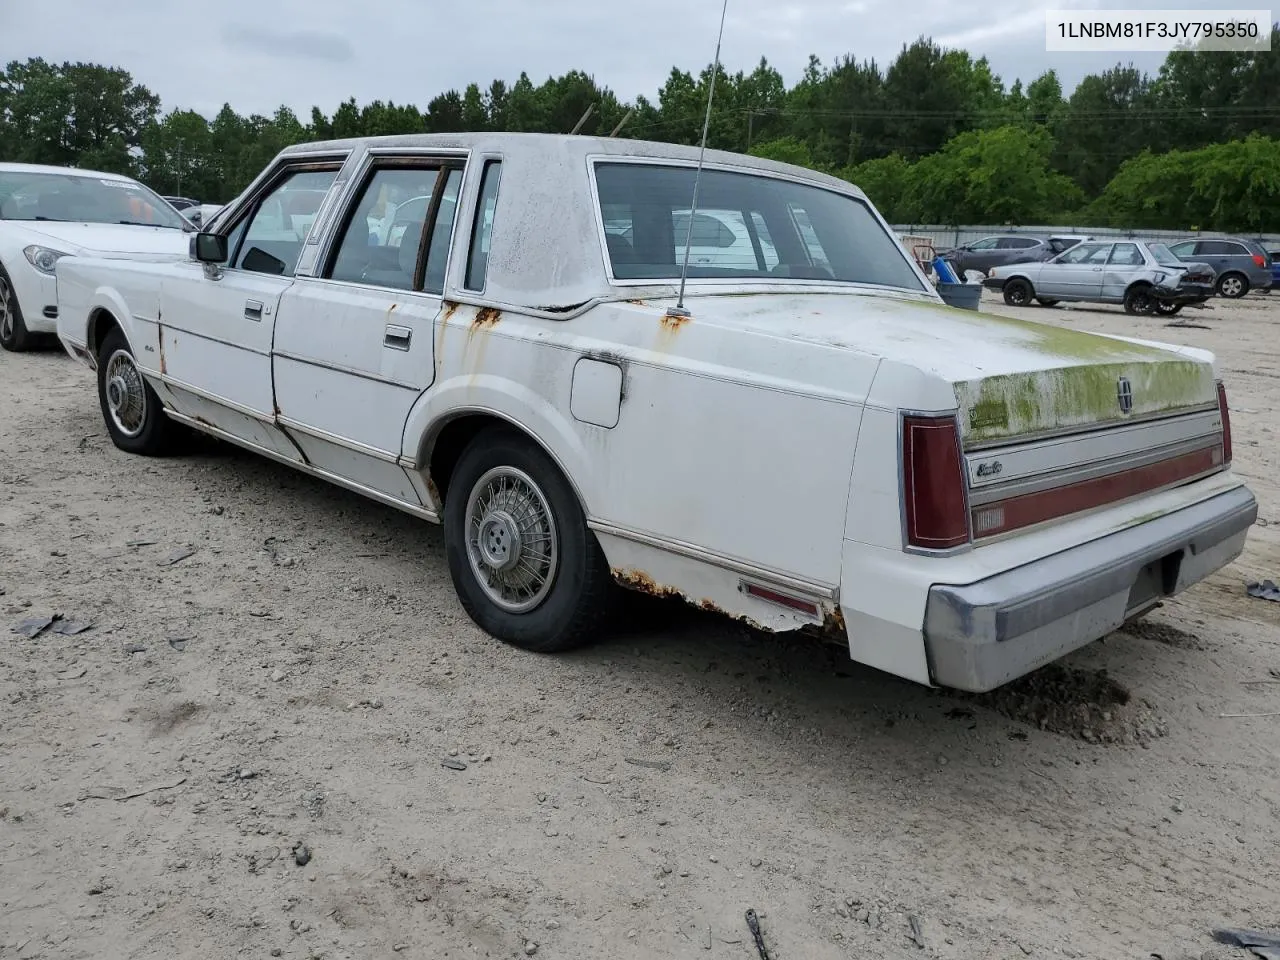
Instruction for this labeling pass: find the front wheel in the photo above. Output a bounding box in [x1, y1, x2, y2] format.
[1154, 300, 1183, 316]
[443, 426, 614, 652]
[96, 326, 177, 455]
[1002, 278, 1032, 306]
[0, 264, 34, 352]
[1124, 285, 1155, 316]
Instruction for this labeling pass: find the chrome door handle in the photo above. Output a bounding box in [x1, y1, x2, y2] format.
[245, 299, 264, 321]
[384, 324, 412, 351]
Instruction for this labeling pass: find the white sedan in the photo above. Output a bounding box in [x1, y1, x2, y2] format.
[0, 163, 194, 351]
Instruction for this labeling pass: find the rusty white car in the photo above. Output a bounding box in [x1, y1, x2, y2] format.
[52, 134, 1256, 693]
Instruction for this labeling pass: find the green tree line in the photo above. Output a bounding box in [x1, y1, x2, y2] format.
[2, 31, 1278, 232]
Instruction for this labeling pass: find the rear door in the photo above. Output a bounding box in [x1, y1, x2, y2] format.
[270, 151, 475, 505]
[1101, 241, 1146, 299]
[157, 158, 345, 458]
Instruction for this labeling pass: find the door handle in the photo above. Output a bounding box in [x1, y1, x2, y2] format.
[245, 299, 264, 321]
[384, 324, 412, 351]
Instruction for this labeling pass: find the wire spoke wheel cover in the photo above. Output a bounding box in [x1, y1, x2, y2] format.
[103, 348, 148, 438]
[464, 465, 560, 613]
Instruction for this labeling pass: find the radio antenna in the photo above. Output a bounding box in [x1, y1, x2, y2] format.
[669, 0, 730, 319]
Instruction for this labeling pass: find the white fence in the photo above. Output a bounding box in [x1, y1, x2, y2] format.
[891, 224, 1280, 251]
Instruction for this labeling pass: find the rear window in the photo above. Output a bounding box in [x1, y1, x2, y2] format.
[593, 162, 924, 291]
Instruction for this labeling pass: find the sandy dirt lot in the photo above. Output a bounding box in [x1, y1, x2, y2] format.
[2, 291, 1279, 960]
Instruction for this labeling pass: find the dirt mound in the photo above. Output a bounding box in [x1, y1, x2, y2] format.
[968, 664, 1169, 745]
[1120, 618, 1206, 650]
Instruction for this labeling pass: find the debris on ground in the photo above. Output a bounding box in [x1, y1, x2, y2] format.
[1246, 580, 1280, 602]
[12, 615, 57, 638]
[52, 618, 93, 636]
[1212, 926, 1280, 959]
[158, 546, 197, 567]
[442, 758, 468, 771]
[122, 643, 148, 655]
[168, 636, 190, 651]
[292, 842, 311, 867]
[745, 908, 771, 960]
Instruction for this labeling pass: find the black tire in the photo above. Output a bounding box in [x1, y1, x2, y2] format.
[1216, 272, 1249, 298]
[1154, 300, 1183, 316]
[443, 426, 614, 653]
[1035, 297, 1060, 307]
[1124, 284, 1156, 316]
[0, 263, 34, 352]
[1002, 278, 1033, 306]
[96, 326, 176, 455]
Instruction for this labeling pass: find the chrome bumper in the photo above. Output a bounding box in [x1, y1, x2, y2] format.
[923, 486, 1258, 692]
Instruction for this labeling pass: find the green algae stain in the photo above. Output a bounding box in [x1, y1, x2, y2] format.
[955, 358, 1214, 443]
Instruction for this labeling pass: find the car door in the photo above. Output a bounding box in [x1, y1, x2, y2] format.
[992, 236, 1040, 268]
[1037, 241, 1111, 298]
[1101, 241, 1146, 300]
[157, 160, 345, 459]
[958, 237, 999, 273]
[270, 153, 474, 506]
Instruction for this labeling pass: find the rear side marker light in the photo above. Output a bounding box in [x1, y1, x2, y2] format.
[1217, 381, 1233, 465]
[740, 582, 820, 617]
[1253, 254, 1266, 268]
[901, 414, 971, 550]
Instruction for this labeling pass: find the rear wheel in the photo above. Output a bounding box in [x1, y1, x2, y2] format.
[1035, 297, 1060, 307]
[0, 264, 33, 353]
[443, 426, 614, 653]
[1124, 284, 1156, 316]
[96, 326, 177, 455]
[1217, 272, 1249, 298]
[1002, 278, 1032, 306]
[1154, 300, 1183, 316]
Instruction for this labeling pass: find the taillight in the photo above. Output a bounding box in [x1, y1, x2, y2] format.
[1217, 381, 1232, 465]
[1253, 253, 1266, 268]
[901, 414, 970, 550]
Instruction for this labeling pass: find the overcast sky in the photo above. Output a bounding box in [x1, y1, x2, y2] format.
[0, 0, 1231, 121]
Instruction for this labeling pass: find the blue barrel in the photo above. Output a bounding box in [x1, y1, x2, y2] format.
[932, 256, 960, 284]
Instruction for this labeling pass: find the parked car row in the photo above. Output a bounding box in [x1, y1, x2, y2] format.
[940, 231, 1273, 300]
[1, 139, 1259, 697]
[983, 239, 1218, 316]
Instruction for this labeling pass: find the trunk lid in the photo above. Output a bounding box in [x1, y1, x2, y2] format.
[662, 291, 1217, 446]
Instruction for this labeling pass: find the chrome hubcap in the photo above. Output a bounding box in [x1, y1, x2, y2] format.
[103, 349, 147, 437]
[0, 278, 12, 341]
[465, 466, 559, 613]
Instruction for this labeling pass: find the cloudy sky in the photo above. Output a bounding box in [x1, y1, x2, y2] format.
[0, 0, 1233, 120]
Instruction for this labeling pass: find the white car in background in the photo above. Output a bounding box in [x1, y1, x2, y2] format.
[0, 162, 194, 351]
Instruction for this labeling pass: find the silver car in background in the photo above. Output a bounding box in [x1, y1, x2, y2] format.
[983, 239, 1216, 316]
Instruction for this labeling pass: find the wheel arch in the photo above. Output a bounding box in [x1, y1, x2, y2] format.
[403, 376, 597, 516]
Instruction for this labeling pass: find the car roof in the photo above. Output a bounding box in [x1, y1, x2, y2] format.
[0, 161, 137, 182]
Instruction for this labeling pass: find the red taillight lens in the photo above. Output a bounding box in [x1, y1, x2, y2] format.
[1217, 381, 1232, 465]
[902, 414, 970, 550]
[1253, 253, 1266, 268]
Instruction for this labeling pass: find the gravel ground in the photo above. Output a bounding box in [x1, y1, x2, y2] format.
[2, 291, 1279, 960]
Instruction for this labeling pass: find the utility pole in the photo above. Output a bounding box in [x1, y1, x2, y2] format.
[609, 108, 635, 137]
[174, 139, 185, 196]
[746, 110, 753, 150]
[570, 104, 595, 135]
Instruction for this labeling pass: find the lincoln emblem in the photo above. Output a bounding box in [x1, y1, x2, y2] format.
[1117, 376, 1133, 414]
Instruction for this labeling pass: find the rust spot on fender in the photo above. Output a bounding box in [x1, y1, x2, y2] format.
[442, 301, 460, 323]
[472, 307, 501, 329]
[613, 567, 683, 600]
[424, 472, 442, 509]
[822, 604, 847, 636]
[658, 312, 689, 333]
[387, 303, 397, 314]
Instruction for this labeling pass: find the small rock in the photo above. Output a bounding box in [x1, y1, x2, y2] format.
[238, 769, 256, 780]
[270, 951, 282, 958]
[393, 946, 408, 953]
[123, 643, 147, 655]
[270, 669, 286, 683]
[679, 870, 690, 878]
[750, 858, 763, 868]
[544, 827, 559, 837]
[837, 907, 848, 919]
[482, 754, 492, 762]
[293, 843, 311, 867]
[627, 930, 638, 939]
[442, 758, 467, 771]
[661, 865, 672, 875]
[709, 855, 718, 863]
[545, 919, 560, 930]
[524, 942, 538, 955]
[448, 748, 459, 757]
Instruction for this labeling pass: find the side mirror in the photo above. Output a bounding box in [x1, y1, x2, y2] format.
[191, 232, 228, 264]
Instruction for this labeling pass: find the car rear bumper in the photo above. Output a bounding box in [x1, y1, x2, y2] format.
[1154, 280, 1215, 303]
[921, 484, 1257, 692]
[982, 277, 1006, 291]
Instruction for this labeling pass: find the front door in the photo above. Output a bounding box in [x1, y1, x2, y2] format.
[1038, 241, 1112, 298]
[272, 158, 467, 505]
[157, 163, 343, 458]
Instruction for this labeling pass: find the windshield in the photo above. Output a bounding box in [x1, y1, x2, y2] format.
[1149, 243, 1183, 267]
[594, 162, 925, 291]
[0, 169, 192, 230]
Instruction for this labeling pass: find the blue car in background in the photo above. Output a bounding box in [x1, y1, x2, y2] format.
[1269, 246, 1280, 288]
